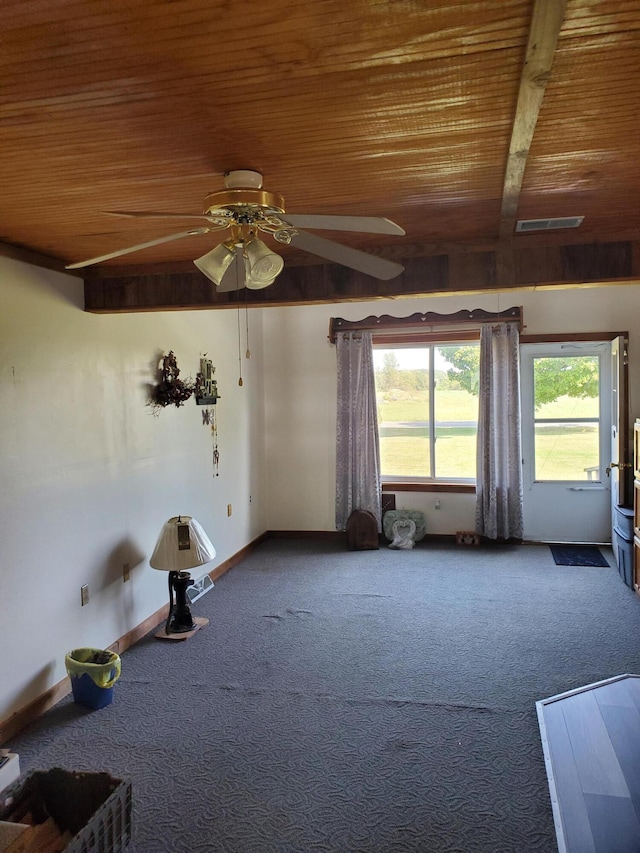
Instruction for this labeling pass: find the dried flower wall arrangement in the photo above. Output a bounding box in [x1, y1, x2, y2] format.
[149, 351, 196, 412]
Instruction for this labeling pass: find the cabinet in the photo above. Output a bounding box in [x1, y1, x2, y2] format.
[634, 420, 640, 592]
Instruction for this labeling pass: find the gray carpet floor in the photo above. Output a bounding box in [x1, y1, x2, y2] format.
[7, 539, 640, 852]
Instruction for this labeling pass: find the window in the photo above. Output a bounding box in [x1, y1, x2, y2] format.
[531, 353, 601, 481]
[373, 341, 479, 483]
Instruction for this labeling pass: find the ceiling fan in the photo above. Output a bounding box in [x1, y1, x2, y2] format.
[66, 170, 406, 290]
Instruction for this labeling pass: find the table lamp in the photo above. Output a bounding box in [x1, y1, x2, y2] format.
[150, 516, 216, 638]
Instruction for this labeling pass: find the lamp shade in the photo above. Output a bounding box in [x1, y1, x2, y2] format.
[244, 238, 284, 288]
[150, 516, 216, 572]
[194, 243, 236, 286]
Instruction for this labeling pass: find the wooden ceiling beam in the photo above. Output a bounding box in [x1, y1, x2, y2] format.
[499, 0, 567, 241]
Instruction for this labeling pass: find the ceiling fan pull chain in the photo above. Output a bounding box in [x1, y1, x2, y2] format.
[245, 290, 251, 360]
[237, 306, 244, 387]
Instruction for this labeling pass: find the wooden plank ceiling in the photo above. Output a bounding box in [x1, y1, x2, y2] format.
[1, 0, 639, 311]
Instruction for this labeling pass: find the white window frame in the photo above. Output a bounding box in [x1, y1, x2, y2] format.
[520, 341, 611, 485]
[373, 338, 479, 486]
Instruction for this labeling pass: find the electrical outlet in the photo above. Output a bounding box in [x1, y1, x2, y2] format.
[80, 584, 89, 606]
[227, 503, 233, 517]
[434, 499, 441, 510]
[122, 562, 131, 583]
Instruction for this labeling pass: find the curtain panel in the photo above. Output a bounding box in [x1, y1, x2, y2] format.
[475, 323, 524, 540]
[335, 331, 382, 531]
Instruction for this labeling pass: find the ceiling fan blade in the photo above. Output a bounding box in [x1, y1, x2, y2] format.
[216, 252, 246, 292]
[65, 227, 213, 269]
[105, 210, 221, 222]
[289, 231, 404, 280]
[281, 214, 405, 235]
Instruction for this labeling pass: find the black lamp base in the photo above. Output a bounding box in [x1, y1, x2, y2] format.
[166, 571, 196, 635]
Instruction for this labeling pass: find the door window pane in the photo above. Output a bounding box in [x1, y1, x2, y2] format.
[533, 355, 600, 481]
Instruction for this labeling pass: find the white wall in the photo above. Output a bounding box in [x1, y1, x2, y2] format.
[0, 258, 266, 722]
[3, 260, 640, 726]
[263, 285, 640, 534]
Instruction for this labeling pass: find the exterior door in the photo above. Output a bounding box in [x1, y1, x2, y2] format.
[610, 335, 631, 505]
[520, 342, 612, 543]
[609, 336, 631, 562]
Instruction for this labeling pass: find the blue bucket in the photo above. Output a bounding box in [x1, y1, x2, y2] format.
[69, 672, 115, 709]
[65, 648, 121, 710]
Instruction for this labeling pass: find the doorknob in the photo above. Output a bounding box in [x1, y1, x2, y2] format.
[606, 462, 632, 476]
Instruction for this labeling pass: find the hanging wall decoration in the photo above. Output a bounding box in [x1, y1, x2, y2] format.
[195, 357, 220, 405]
[201, 407, 220, 476]
[149, 351, 196, 412]
[148, 351, 221, 475]
[197, 356, 220, 476]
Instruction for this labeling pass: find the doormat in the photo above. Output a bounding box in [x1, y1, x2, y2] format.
[550, 545, 610, 567]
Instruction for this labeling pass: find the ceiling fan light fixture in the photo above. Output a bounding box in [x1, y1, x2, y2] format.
[244, 238, 284, 286]
[244, 271, 280, 290]
[193, 242, 236, 286]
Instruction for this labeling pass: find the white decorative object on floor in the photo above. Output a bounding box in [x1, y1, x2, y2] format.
[383, 510, 426, 543]
[389, 518, 417, 550]
[186, 573, 214, 603]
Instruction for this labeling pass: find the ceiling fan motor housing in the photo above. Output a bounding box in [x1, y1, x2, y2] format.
[205, 170, 285, 216]
[203, 188, 285, 216]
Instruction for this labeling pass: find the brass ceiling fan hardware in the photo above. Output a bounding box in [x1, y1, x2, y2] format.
[66, 170, 406, 287]
[203, 188, 286, 215]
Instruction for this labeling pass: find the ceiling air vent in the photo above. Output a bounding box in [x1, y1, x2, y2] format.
[516, 216, 584, 233]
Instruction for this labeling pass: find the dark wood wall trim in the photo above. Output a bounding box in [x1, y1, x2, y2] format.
[268, 530, 345, 541]
[329, 307, 522, 343]
[0, 240, 82, 277]
[82, 239, 640, 313]
[382, 483, 475, 494]
[520, 331, 627, 343]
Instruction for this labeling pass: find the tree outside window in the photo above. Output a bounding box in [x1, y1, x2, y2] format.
[374, 343, 600, 483]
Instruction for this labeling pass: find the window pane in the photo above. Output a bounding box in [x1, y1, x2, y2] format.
[534, 424, 600, 480]
[434, 345, 478, 479]
[373, 343, 479, 481]
[536, 391, 600, 420]
[533, 356, 600, 481]
[374, 348, 430, 477]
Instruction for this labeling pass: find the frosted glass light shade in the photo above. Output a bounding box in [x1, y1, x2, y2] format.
[194, 243, 236, 286]
[150, 516, 216, 572]
[244, 238, 284, 288]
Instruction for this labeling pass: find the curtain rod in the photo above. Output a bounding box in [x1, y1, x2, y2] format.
[328, 307, 522, 343]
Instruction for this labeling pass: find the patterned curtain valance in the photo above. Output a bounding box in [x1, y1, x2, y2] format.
[328, 307, 522, 344]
